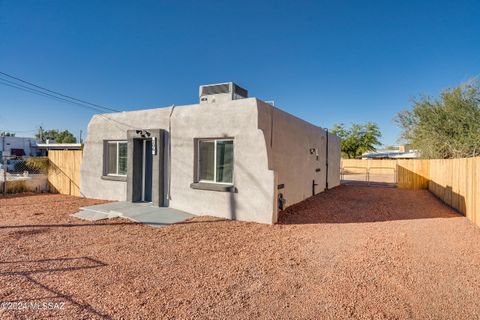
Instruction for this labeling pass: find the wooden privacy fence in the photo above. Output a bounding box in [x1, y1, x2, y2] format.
[428, 158, 480, 227]
[48, 150, 83, 196]
[341, 158, 480, 227]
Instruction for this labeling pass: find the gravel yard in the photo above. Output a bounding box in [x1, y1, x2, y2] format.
[1, 186, 480, 319]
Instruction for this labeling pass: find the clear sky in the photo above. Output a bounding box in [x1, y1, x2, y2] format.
[1, 0, 479, 145]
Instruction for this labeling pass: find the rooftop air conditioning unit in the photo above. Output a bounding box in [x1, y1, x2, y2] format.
[199, 82, 248, 104]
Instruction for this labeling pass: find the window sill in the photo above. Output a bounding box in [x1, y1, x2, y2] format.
[190, 182, 237, 193]
[101, 175, 127, 182]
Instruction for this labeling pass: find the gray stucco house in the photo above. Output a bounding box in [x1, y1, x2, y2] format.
[80, 83, 341, 224]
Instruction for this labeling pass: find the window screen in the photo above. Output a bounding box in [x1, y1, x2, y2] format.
[198, 139, 233, 184]
[199, 141, 215, 181]
[216, 140, 233, 183]
[118, 143, 127, 175]
[107, 143, 118, 175]
[106, 141, 127, 176]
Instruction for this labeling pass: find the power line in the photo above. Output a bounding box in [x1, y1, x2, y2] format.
[0, 70, 119, 113]
[0, 78, 113, 114]
[0, 78, 137, 130]
[0, 129, 36, 133]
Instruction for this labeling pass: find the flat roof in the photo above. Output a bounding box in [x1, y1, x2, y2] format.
[36, 143, 82, 150]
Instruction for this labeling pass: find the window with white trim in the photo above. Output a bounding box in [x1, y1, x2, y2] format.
[198, 139, 234, 184]
[106, 141, 127, 176]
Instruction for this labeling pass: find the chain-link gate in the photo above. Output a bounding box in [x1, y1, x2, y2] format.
[341, 165, 397, 187]
[1, 155, 49, 195]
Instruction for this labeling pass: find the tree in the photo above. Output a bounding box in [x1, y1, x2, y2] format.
[36, 129, 77, 143]
[331, 122, 382, 158]
[0, 132, 15, 137]
[395, 81, 480, 159]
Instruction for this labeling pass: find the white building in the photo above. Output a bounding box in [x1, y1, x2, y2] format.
[362, 145, 419, 159]
[0, 136, 39, 157]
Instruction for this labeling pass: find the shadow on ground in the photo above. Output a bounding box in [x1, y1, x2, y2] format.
[279, 185, 462, 224]
[0, 257, 111, 319]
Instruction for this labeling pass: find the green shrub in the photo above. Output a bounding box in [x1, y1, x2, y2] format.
[14, 157, 49, 174]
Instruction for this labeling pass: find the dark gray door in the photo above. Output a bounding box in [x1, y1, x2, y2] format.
[143, 140, 153, 202]
[127, 129, 165, 206]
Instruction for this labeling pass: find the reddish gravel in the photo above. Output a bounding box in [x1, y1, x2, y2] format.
[1, 186, 480, 319]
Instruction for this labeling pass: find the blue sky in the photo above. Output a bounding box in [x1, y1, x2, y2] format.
[0, 0, 479, 145]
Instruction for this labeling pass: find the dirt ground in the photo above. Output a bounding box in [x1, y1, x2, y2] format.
[1, 186, 480, 319]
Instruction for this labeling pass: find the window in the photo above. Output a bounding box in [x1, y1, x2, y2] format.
[198, 139, 234, 184]
[106, 141, 127, 176]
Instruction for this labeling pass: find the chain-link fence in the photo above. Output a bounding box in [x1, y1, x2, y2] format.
[1, 155, 49, 195]
[340, 165, 397, 187]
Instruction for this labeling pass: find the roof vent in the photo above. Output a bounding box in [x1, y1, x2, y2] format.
[199, 82, 248, 104]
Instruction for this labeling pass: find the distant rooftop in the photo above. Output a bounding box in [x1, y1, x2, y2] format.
[36, 143, 82, 150]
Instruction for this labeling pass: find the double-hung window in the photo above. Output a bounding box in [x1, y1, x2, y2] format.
[106, 141, 127, 176]
[198, 139, 234, 184]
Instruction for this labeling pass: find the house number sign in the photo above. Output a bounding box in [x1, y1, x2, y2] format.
[152, 137, 157, 155]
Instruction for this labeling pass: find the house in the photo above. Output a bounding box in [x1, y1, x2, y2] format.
[80, 83, 341, 224]
[36, 141, 82, 156]
[0, 136, 39, 157]
[362, 145, 419, 159]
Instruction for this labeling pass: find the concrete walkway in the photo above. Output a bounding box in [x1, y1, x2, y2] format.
[73, 202, 194, 228]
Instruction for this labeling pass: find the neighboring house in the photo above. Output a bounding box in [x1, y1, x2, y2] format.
[0, 136, 39, 157]
[362, 145, 419, 159]
[36, 142, 82, 156]
[80, 82, 341, 224]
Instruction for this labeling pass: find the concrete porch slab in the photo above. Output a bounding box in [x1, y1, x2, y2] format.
[79, 201, 138, 213]
[73, 210, 112, 221]
[74, 202, 195, 227]
[110, 205, 164, 218]
[122, 209, 194, 227]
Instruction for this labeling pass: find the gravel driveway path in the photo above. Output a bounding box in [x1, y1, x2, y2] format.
[1, 186, 479, 319]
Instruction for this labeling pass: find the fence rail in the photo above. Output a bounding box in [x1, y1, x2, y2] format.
[341, 158, 480, 227]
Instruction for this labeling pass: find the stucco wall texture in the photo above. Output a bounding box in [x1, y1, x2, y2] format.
[80, 98, 340, 224]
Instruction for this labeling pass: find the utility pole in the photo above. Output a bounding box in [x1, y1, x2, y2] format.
[325, 128, 329, 191]
[2, 156, 6, 196]
[38, 126, 44, 142]
[1, 133, 3, 196]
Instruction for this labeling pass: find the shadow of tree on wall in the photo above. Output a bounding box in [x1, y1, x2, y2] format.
[429, 181, 467, 217]
[279, 184, 463, 225]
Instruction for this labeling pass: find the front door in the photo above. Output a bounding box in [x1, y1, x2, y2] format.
[127, 129, 165, 206]
[142, 139, 153, 202]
